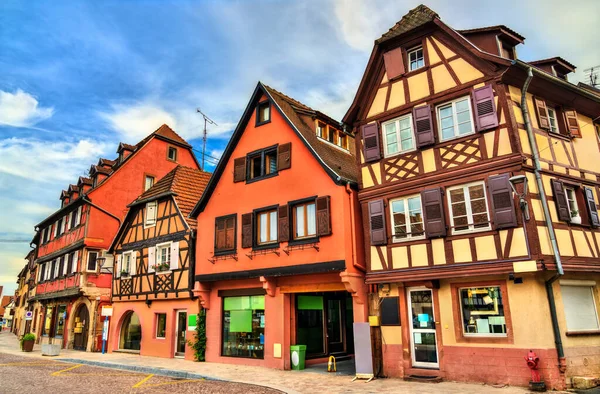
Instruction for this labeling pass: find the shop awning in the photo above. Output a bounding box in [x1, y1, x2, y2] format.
[30, 287, 82, 301]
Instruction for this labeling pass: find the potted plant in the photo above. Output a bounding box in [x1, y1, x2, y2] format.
[570, 210, 581, 225]
[152, 262, 170, 272]
[120, 269, 130, 277]
[20, 333, 35, 352]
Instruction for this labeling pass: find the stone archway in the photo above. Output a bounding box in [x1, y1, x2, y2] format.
[72, 304, 90, 351]
[67, 297, 93, 350]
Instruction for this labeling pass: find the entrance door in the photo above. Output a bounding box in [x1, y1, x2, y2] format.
[73, 305, 89, 351]
[407, 288, 439, 368]
[175, 311, 187, 357]
[326, 298, 344, 354]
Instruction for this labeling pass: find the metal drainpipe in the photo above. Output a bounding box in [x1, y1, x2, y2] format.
[518, 65, 565, 363]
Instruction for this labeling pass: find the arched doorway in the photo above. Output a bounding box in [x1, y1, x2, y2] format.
[73, 304, 89, 351]
[119, 311, 141, 351]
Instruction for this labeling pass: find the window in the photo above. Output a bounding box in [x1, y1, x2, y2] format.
[215, 215, 236, 254]
[145, 201, 157, 227]
[561, 282, 599, 332]
[448, 182, 491, 234]
[390, 195, 424, 241]
[43, 306, 53, 336]
[383, 114, 415, 157]
[222, 295, 265, 359]
[247, 147, 277, 181]
[144, 175, 155, 191]
[565, 187, 581, 223]
[547, 107, 559, 134]
[40, 263, 46, 282]
[328, 127, 336, 144]
[56, 217, 64, 237]
[316, 121, 326, 138]
[257, 209, 277, 245]
[55, 305, 66, 337]
[293, 201, 316, 240]
[499, 41, 514, 60]
[167, 146, 177, 162]
[70, 209, 78, 228]
[119, 311, 141, 351]
[157, 243, 171, 266]
[459, 286, 506, 336]
[58, 256, 65, 277]
[50, 259, 57, 280]
[408, 46, 425, 71]
[437, 97, 475, 141]
[87, 251, 98, 272]
[338, 133, 348, 150]
[256, 101, 270, 125]
[122, 252, 132, 276]
[156, 313, 167, 338]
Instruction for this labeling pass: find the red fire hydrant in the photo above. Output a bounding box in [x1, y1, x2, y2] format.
[525, 350, 540, 382]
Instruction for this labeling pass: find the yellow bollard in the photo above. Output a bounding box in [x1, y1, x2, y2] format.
[327, 355, 336, 372]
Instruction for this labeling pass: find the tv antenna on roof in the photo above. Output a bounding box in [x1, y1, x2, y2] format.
[584, 65, 599, 87]
[196, 108, 218, 171]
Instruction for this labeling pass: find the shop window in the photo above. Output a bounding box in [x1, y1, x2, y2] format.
[145, 201, 157, 227]
[55, 305, 67, 337]
[156, 313, 167, 339]
[144, 175, 155, 191]
[87, 251, 98, 272]
[437, 96, 475, 141]
[256, 101, 271, 126]
[222, 296, 265, 359]
[390, 195, 424, 242]
[448, 182, 491, 234]
[120, 311, 141, 351]
[408, 46, 425, 71]
[383, 114, 414, 157]
[43, 306, 53, 336]
[292, 201, 316, 240]
[256, 209, 277, 246]
[296, 295, 325, 356]
[561, 283, 600, 332]
[247, 147, 277, 181]
[459, 286, 506, 336]
[215, 215, 236, 254]
[167, 146, 178, 162]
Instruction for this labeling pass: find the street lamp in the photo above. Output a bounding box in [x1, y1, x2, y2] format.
[97, 255, 113, 274]
[509, 175, 530, 221]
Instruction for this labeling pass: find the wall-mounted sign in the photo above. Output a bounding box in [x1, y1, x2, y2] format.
[101, 306, 113, 317]
[25, 311, 33, 321]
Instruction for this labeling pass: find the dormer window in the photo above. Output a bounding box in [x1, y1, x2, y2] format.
[316, 121, 326, 138]
[256, 100, 271, 126]
[316, 121, 349, 150]
[167, 146, 178, 162]
[499, 40, 515, 60]
[145, 175, 155, 191]
[408, 46, 424, 71]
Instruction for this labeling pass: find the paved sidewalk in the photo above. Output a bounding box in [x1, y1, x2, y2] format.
[0, 332, 534, 393]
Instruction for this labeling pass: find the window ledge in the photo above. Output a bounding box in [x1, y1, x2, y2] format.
[154, 270, 172, 276]
[566, 330, 600, 337]
[245, 172, 279, 184]
[288, 237, 320, 247]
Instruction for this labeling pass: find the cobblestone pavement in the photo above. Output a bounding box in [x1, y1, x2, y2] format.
[0, 332, 538, 393]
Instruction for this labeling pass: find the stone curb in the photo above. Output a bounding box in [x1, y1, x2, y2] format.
[56, 358, 221, 381]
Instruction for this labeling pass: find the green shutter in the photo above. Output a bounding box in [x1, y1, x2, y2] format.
[297, 295, 323, 310]
[230, 310, 252, 332]
[188, 314, 197, 327]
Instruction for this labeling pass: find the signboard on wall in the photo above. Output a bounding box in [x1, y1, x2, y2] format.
[101, 306, 113, 317]
[102, 319, 109, 341]
[25, 311, 33, 321]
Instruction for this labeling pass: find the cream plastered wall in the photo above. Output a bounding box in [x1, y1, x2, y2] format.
[438, 275, 556, 348]
[377, 284, 403, 345]
[366, 36, 485, 119]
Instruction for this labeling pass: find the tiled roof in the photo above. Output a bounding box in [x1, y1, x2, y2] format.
[458, 25, 525, 42]
[118, 142, 136, 152]
[78, 177, 93, 186]
[376, 4, 439, 44]
[529, 57, 576, 71]
[98, 158, 116, 167]
[263, 85, 358, 183]
[134, 165, 211, 228]
[136, 124, 192, 149]
[578, 82, 600, 97]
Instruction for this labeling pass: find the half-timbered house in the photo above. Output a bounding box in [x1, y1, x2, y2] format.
[108, 165, 210, 359]
[343, 5, 600, 389]
[189, 82, 367, 370]
[30, 124, 199, 352]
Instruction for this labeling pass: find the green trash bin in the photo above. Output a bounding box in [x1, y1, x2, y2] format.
[290, 345, 307, 370]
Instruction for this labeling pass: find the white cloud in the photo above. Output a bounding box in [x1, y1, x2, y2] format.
[0, 89, 54, 127]
[99, 103, 178, 142]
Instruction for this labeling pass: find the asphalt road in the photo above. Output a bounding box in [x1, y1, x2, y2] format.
[0, 352, 282, 394]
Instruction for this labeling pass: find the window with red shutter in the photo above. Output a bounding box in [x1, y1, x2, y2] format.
[412, 105, 435, 148]
[362, 123, 381, 162]
[534, 97, 550, 130]
[551, 179, 571, 222]
[563, 110, 581, 138]
[421, 188, 447, 238]
[383, 48, 405, 80]
[487, 174, 517, 229]
[471, 85, 498, 132]
[368, 199, 387, 245]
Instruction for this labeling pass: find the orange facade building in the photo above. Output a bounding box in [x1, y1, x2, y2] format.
[190, 83, 367, 369]
[31, 125, 199, 352]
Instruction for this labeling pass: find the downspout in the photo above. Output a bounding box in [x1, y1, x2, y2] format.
[517, 64, 565, 366]
[345, 182, 358, 271]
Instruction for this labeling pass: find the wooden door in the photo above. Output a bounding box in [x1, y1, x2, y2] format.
[73, 305, 89, 351]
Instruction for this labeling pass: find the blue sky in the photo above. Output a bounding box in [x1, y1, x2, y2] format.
[0, 0, 598, 296]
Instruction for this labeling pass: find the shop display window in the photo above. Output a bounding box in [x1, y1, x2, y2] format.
[222, 295, 265, 359]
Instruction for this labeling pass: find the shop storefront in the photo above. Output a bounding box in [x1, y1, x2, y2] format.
[119, 311, 141, 351]
[221, 295, 265, 359]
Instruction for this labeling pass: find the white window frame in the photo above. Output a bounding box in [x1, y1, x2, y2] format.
[86, 251, 98, 273]
[122, 251, 133, 276]
[382, 114, 416, 158]
[257, 209, 278, 245]
[145, 201, 157, 228]
[389, 194, 425, 242]
[560, 280, 600, 332]
[565, 187, 581, 222]
[155, 242, 172, 273]
[447, 181, 491, 235]
[167, 146, 178, 161]
[156, 313, 167, 339]
[547, 107, 559, 134]
[408, 46, 425, 71]
[436, 96, 475, 142]
[458, 285, 507, 337]
[144, 175, 155, 191]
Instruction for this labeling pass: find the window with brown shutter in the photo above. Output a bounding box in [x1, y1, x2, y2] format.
[412, 105, 435, 148]
[233, 157, 246, 183]
[316, 196, 331, 236]
[563, 110, 581, 138]
[471, 85, 498, 132]
[584, 187, 600, 228]
[383, 47, 405, 80]
[368, 199, 387, 245]
[421, 188, 447, 238]
[247, 145, 278, 182]
[534, 97, 550, 130]
[215, 214, 237, 254]
[551, 179, 571, 222]
[291, 200, 317, 241]
[241, 213, 253, 248]
[278, 205, 290, 242]
[277, 142, 292, 171]
[362, 123, 381, 162]
[488, 174, 517, 229]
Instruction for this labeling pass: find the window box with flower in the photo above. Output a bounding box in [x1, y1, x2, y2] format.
[152, 262, 171, 273]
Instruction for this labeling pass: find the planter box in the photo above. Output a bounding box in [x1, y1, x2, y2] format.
[22, 340, 34, 352]
[41, 344, 61, 356]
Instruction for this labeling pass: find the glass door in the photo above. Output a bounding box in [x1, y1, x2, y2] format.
[408, 288, 439, 368]
[175, 311, 187, 357]
[326, 299, 344, 354]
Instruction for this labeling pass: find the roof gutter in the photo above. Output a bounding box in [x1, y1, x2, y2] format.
[516, 63, 566, 370]
[83, 196, 121, 226]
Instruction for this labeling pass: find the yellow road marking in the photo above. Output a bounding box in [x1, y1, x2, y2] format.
[132, 373, 155, 388]
[51, 364, 83, 376]
[136, 379, 203, 388]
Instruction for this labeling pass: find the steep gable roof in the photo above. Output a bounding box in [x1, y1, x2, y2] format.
[377, 4, 438, 44]
[190, 82, 358, 217]
[136, 124, 192, 149]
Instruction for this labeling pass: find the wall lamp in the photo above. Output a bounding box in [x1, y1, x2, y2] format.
[509, 175, 530, 221]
